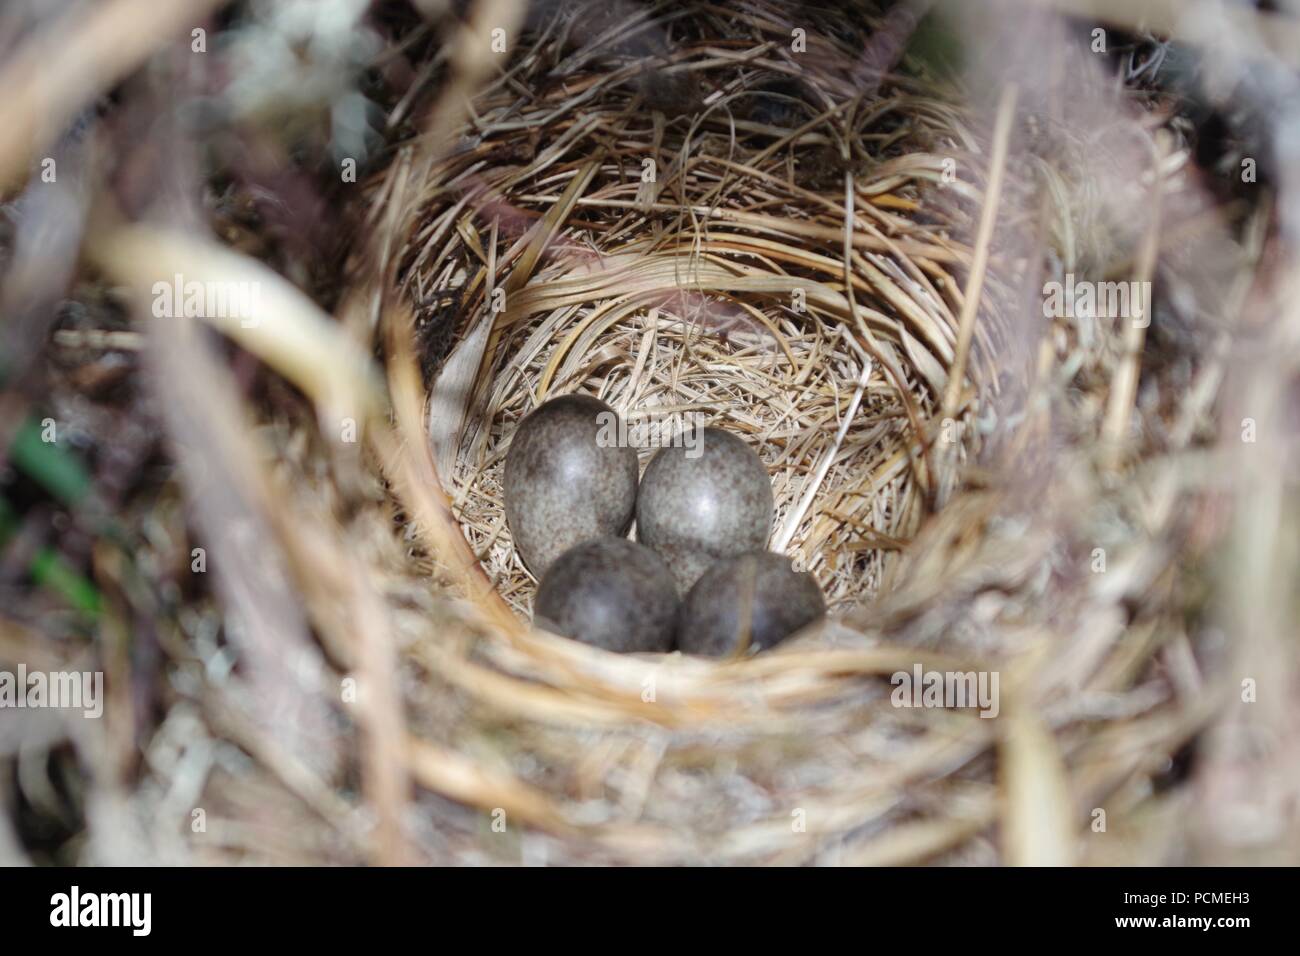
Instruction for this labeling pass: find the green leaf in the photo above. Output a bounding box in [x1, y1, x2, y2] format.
[9, 414, 92, 507]
[0, 495, 101, 619]
[903, 6, 966, 82]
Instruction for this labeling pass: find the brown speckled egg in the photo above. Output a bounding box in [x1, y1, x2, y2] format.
[534, 537, 679, 653]
[677, 552, 825, 658]
[504, 394, 638, 577]
[636, 427, 773, 594]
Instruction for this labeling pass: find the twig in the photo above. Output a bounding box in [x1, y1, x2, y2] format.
[941, 83, 1018, 420]
[1100, 132, 1166, 468]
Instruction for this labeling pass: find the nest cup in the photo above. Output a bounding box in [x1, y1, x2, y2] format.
[379, 1, 1046, 864]
[414, 12, 993, 623]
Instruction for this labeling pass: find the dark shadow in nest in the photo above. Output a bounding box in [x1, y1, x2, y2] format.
[414, 285, 466, 387]
[736, 74, 817, 129]
[634, 62, 705, 119]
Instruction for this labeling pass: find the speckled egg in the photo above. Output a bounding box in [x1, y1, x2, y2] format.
[534, 537, 679, 653]
[636, 426, 773, 594]
[504, 394, 639, 578]
[677, 552, 825, 658]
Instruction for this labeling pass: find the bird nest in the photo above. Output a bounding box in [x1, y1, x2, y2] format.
[410, 18, 996, 620]
[337, 1, 1225, 864]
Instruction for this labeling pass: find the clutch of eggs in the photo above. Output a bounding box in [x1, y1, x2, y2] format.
[502, 396, 824, 655]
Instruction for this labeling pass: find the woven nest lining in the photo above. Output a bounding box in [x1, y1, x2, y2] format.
[413, 35, 1000, 619]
